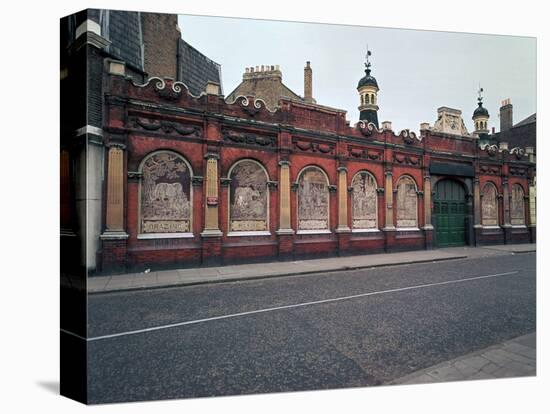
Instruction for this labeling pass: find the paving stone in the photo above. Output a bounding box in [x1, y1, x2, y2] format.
[425, 364, 465, 381]
[454, 355, 491, 370]
[488, 348, 536, 367]
[452, 360, 484, 376]
[468, 371, 496, 380]
[492, 365, 535, 379]
[391, 333, 536, 385]
[480, 362, 501, 375]
[502, 342, 536, 360]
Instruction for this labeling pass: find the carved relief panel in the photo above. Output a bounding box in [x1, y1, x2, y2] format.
[140, 152, 192, 234]
[298, 167, 329, 231]
[352, 172, 378, 229]
[481, 183, 498, 226]
[229, 160, 269, 232]
[396, 176, 418, 228]
[510, 184, 525, 225]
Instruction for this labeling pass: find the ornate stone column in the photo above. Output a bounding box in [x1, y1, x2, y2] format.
[276, 160, 294, 258]
[422, 174, 433, 249]
[473, 178, 481, 227]
[383, 170, 396, 252]
[473, 177, 482, 245]
[502, 177, 512, 244]
[336, 167, 351, 232]
[100, 143, 128, 271]
[201, 153, 222, 236]
[104, 146, 125, 232]
[383, 170, 395, 230]
[201, 152, 222, 265]
[335, 166, 350, 255]
[277, 160, 293, 234]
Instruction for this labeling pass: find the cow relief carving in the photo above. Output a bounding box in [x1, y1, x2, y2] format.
[510, 184, 525, 225]
[352, 172, 377, 229]
[396, 176, 418, 228]
[229, 161, 268, 232]
[481, 183, 498, 226]
[141, 152, 191, 233]
[298, 167, 329, 231]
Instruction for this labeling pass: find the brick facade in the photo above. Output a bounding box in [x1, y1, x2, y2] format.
[98, 75, 536, 273]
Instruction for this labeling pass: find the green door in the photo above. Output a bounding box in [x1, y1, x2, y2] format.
[434, 179, 466, 247]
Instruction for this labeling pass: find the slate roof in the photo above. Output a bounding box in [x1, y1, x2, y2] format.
[103, 10, 144, 71]
[514, 113, 536, 128]
[492, 112, 536, 150]
[179, 39, 222, 96]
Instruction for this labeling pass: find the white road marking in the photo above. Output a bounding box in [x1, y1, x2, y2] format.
[85, 270, 520, 342]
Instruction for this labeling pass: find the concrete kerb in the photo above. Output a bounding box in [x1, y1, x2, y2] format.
[87, 244, 534, 295]
[88, 255, 468, 295]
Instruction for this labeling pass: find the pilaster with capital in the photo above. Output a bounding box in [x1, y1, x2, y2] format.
[383, 170, 395, 230]
[201, 152, 222, 237]
[336, 166, 351, 232]
[277, 160, 294, 235]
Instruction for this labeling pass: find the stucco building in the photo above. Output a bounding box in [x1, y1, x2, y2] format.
[60, 10, 536, 274]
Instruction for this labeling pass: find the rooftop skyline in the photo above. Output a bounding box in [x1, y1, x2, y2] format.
[178, 14, 536, 134]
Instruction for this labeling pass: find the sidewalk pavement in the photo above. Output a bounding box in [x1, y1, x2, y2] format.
[86, 243, 535, 294]
[390, 332, 536, 385]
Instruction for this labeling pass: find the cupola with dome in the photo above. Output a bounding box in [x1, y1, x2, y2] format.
[357, 47, 379, 128]
[472, 86, 490, 137]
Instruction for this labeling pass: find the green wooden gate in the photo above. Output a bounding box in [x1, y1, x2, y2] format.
[434, 179, 466, 247]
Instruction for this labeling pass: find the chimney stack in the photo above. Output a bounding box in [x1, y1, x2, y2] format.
[304, 61, 313, 103]
[500, 98, 513, 132]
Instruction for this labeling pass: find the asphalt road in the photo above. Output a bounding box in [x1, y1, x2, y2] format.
[87, 252, 536, 404]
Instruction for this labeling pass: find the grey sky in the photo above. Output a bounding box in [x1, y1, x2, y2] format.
[178, 14, 536, 133]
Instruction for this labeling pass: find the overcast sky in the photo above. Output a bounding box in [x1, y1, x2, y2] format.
[178, 14, 536, 133]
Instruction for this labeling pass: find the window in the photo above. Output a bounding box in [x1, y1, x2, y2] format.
[297, 166, 330, 232]
[396, 176, 418, 228]
[510, 184, 525, 225]
[352, 171, 378, 230]
[228, 160, 269, 233]
[481, 182, 498, 226]
[139, 151, 192, 236]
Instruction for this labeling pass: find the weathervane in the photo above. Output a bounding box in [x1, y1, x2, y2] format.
[478, 84, 484, 104]
[365, 45, 372, 72]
